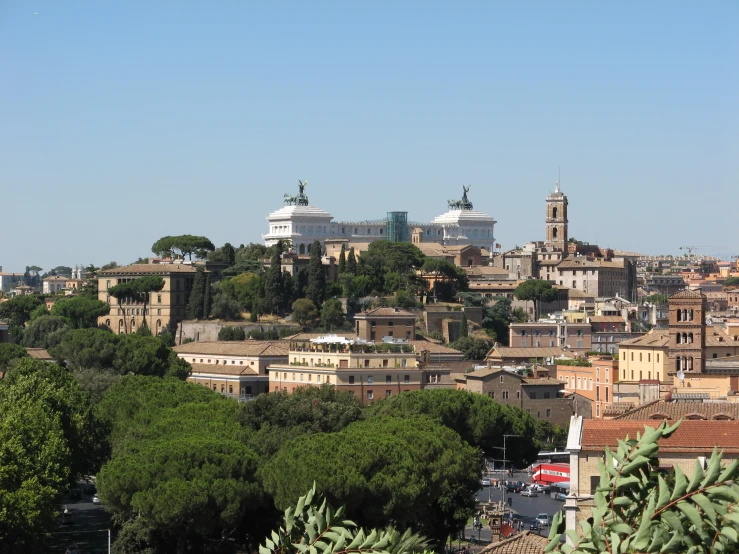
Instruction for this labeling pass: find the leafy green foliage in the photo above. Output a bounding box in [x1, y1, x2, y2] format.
[218, 325, 246, 341]
[305, 240, 327, 306]
[459, 313, 469, 338]
[642, 293, 669, 304]
[151, 234, 215, 260]
[238, 385, 364, 458]
[51, 295, 110, 328]
[259, 483, 430, 554]
[724, 277, 739, 288]
[21, 314, 71, 349]
[448, 336, 491, 360]
[186, 268, 208, 319]
[513, 279, 557, 315]
[260, 415, 482, 546]
[50, 328, 190, 379]
[292, 298, 319, 326]
[367, 389, 540, 466]
[97, 376, 266, 553]
[222, 272, 264, 310]
[0, 295, 41, 341]
[0, 343, 29, 371]
[548, 420, 739, 554]
[419, 259, 468, 302]
[265, 240, 286, 315]
[321, 298, 345, 330]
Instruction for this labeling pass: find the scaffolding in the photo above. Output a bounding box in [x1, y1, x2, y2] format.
[386, 211, 409, 242]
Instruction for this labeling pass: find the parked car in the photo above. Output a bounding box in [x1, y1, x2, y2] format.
[554, 492, 567, 501]
[529, 521, 541, 531]
[520, 488, 538, 497]
[529, 483, 545, 492]
[92, 494, 102, 505]
[535, 513, 549, 527]
[480, 477, 491, 487]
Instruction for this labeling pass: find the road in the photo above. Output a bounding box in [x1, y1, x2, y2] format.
[50, 487, 112, 554]
[463, 472, 564, 544]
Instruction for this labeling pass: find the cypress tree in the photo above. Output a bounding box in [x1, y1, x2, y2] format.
[264, 240, 284, 314]
[203, 274, 213, 318]
[186, 268, 207, 319]
[459, 312, 469, 338]
[346, 247, 357, 274]
[338, 244, 347, 274]
[305, 240, 327, 306]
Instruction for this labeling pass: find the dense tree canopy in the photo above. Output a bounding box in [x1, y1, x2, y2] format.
[21, 314, 71, 349]
[97, 377, 266, 553]
[292, 298, 318, 326]
[0, 359, 106, 552]
[260, 415, 482, 547]
[238, 385, 364, 458]
[513, 279, 557, 319]
[0, 343, 29, 371]
[367, 389, 540, 466]
[151, 234, 215, 260]
[50, 328, 190, 379]
[50, 295, 110, 329]
[0, 294, 41, 341]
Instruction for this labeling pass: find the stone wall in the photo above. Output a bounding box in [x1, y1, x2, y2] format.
[176, 321, 297, 344]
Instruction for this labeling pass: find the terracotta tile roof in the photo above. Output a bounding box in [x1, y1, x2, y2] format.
[706, 327, 739, 347]
[25, 348, 53, 360]
[618, 329, 669, 348]
[173, 341, 288, 357]
[282, 332, 358, 341]
[488, 346, 568, 359]
[43, 275, 69, 282]
[581, 420, 739, 453]
[522, 377, 565, 386]
[567, 289, 596, 298]
[188, 363, 260, 376]
[589, 316, 625, 323]
[407, 340, 463, 355]
[356, 307, 417, 318]
[479, 531, 549, 554]
[602, 402, 635, 416]
[99, 263, 199, 275]
[670, 289, 705, 299]
[614, 400, 739, 421]
[464, 266, 512, 276]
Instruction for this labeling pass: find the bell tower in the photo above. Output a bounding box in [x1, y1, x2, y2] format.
[545, 181, 568, 252]
[668, 290, 706, 374]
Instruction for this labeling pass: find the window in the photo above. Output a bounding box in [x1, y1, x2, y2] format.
[516, 391, 520, 399]
[631, 352, 634, 361]
[500, 375, 504, 383]
[521, 340, 527, 347]
[530, 392, 537, 399]
[589, 378, 593, 390]
[349, 376, 355, 384]
[605, 387, 609, 401]
[367, 391, 374, 400]
[596, 368, 600, 382]
[404, 375, 409, 384]
[157, 294, 162, 304]
[386, 375, 392, 384]
[546, 409, 551, 418]
[596, 387, 600, 401]
[639, 353, 642, 362]
[543, 392, 550, 399]
[502, 391, 509, 399]
[367, 376, 374, 384]
[385, 390, 391, 398]
[489, 391, 495, 399]
[596, 404, 601, 418]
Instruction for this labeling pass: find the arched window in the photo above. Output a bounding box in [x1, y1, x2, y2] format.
[688, 333, 693, 344]
[677, 310, 682, 322]
[156, 320, 162, 332]
[130, 319, 136, 330]
[552, 207, 558, 219]
[299, 244, 305, 254]
[552, 227, 558, 239]
[690, 309, 694, 321]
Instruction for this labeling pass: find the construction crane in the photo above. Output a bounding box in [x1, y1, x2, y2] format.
[679, 246, 700, 255]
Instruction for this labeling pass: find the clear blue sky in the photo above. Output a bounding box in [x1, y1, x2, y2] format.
[1, 1, 737, 272]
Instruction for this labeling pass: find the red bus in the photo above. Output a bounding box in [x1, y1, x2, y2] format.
[531, 462, 570, 485]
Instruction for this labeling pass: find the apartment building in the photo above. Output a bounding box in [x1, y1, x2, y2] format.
[97, 263, 198, 335]
[268, 333, 450, 404]
[174, 340, 288, 399]
[556, 358, 618, 418]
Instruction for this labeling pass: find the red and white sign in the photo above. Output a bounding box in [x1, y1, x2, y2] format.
[531, 463, 570, 485]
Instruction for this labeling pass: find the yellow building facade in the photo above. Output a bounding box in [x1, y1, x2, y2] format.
[97, 263, 198, 335]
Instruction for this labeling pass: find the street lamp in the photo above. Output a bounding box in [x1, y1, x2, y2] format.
[502, 434, 522, 512]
